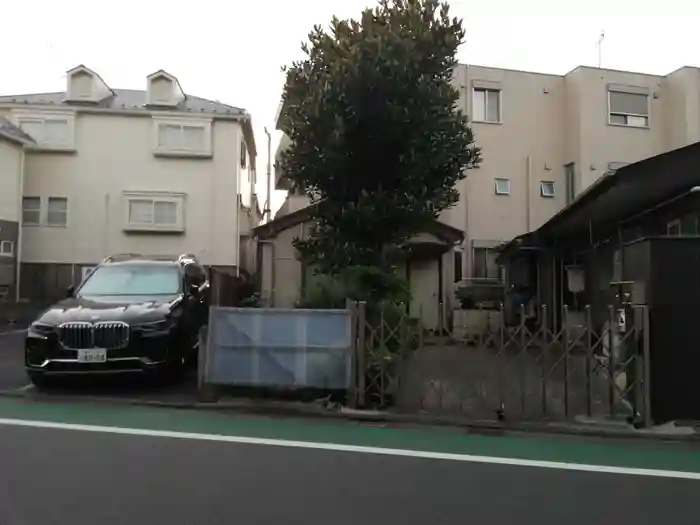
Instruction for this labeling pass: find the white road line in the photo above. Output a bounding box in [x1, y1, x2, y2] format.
[0, 417, 698, 480]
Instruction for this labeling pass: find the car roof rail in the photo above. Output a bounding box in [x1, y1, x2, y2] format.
[102, 253, 142, 264]
[177, 252, 199, 263]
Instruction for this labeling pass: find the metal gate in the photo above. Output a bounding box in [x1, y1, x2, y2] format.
[350, 301, 651, 426]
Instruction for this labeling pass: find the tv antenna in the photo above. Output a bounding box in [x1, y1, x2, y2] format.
[597, 30, 605, 68]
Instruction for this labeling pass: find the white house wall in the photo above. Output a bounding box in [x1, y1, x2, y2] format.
[19, 113, 242, 268]
[0, 140, 22, 224]
[0, 140, 23, 298]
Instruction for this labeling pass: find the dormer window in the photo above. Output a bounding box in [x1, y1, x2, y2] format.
[71, 71, 93, 99]
[146, 70, 186, 107]
[151, 76, 172, 104]
[65, 65, 113, 103]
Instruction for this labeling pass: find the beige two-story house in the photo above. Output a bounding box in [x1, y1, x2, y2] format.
[449, 64, 700, 285]
[0, 65, 257, 301]
[265, 63, 700, 329]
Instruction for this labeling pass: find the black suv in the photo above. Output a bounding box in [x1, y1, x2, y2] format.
[25, 253, 210, 387]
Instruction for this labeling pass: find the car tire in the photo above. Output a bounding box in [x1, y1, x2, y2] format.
[164, 354, 186, 383]
[27, 371, 54, 391]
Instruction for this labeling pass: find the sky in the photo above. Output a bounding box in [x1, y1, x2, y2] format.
[0, 0, 695, 215]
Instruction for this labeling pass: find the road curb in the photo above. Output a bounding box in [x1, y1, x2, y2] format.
[0, 388, 698, 445]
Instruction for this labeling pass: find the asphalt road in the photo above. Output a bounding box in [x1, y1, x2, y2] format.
[0, 421, 698, 525]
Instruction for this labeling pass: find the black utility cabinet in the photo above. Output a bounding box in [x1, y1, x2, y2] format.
[623, 236, 700, 424]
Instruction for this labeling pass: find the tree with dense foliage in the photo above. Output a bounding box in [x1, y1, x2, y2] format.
[279, 0, 481, 281]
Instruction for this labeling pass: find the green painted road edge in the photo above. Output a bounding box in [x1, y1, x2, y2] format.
[0, 387, 698, 446]
[1, 395, 700, 474]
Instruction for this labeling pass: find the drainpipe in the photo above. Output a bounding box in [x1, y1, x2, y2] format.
[525, 155, 532, 232]
[462, 67, 471, 281]
[263, 127, 272, 222]
[14, 149, 25, 302]
[104, 193, 110, 257]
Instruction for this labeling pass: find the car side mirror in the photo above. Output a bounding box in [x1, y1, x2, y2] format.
[66, 284, 75, 298]
[189, 284, 200, 297]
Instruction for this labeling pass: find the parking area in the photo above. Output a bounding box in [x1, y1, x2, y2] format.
[0, 328, 199, 402]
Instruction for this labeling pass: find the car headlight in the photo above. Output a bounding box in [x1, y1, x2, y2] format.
[28, 322, 54, 337]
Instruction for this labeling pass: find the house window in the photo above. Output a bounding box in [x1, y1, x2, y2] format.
[123, 192, 185, 232]
[153, 118, 211, 156]
[473, 247, 501, 280]
[540, 181, 555, 198]
[609, 90, 649, 127]
[47, 197, 68, 226]
[0, 241, 13, 257]
[15, 114, 74, 149]
[494, 178, 511, 195]
[564, 163, 575, 205]
[454, 250, 463, 282]
[667, 219, 681, 236]
[472, 88, 501, 123]
[240, 140, 247, 168]
[22, 197, 41, 225]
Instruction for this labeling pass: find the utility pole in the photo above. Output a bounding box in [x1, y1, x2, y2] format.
[263, 127, 272, 222]
[597, 30, 605, 68]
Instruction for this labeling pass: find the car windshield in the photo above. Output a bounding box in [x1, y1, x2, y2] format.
[77, 264, 181, 297]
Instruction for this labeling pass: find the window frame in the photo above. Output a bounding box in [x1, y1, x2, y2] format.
[240, 139, 247, 168]
[11, 110, 76, 151]
[21, 196, 42, 226]
[472, 87, 502, 124]
[47, 196, 68, 227]
[564, 162, 576, 205]
[494, 178, 511, 196]
[607, 90, 650, 129]
[472, 247, 502, 281]
[0, 240, 14, 257]
[540, 181, 555, 198]
[122, 191, 186, 233]
[453, 249, 463, 283]
[152, 117, 212, 157]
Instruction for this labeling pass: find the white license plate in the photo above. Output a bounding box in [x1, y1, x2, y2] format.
[77, 349, 107, 363]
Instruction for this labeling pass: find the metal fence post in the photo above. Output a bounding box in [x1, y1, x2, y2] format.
[563, 304, 570, 418]
[541, 304, 548, 416]
[346, 299, 358, 408]
[519, 303, 527, 415]
[357, 301, 367, 408]
[608, 305, 617, 417]
[643, 305, 652, 427]
[585, 305, 593, 417]
[197, 309, 220, 403]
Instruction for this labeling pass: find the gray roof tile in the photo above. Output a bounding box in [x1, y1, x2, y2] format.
[0, 89, 248, 117]
[0, 116, 35, 145]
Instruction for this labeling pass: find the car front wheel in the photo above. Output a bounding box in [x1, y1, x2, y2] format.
[27, 371, 55, 391]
